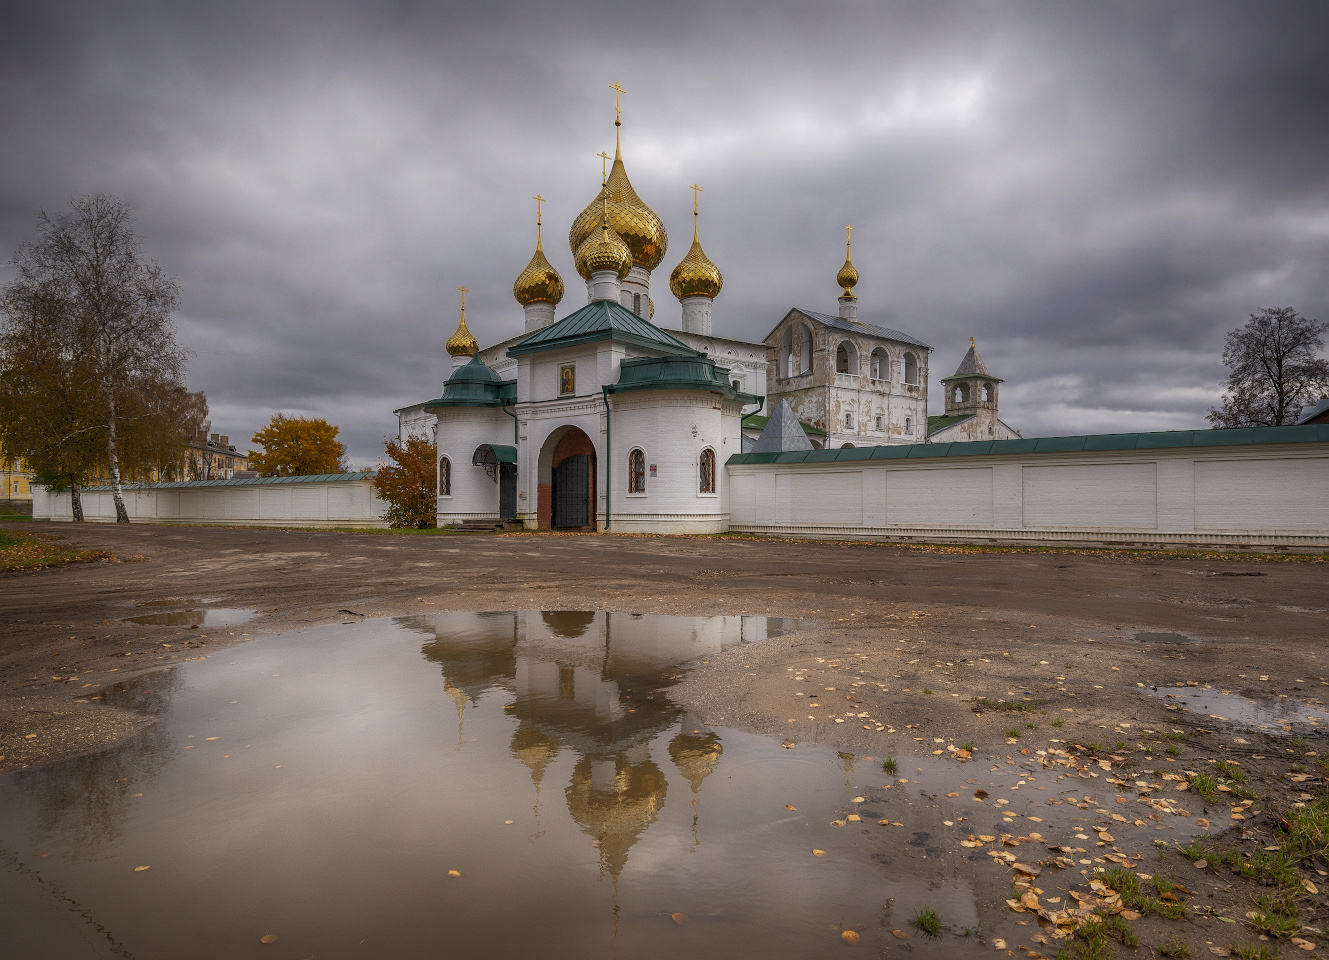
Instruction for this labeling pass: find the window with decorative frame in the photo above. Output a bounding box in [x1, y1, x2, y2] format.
[844, 411, 854, 429]
[698, 448, 716, 494]
[439, 456, 452, 496]
[627, 448, 646, 493]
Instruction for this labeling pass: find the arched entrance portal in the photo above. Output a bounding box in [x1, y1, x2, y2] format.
[537, 426, 598, 530]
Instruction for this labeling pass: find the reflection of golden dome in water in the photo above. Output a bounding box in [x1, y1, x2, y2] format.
[565, 752, 668, 880]
[510, 724, 561, 789]
[668, 730, 723, 794]
[568, 142, 668, 272]
[540, 610, 596, 639]
[445, 681, 468, 748]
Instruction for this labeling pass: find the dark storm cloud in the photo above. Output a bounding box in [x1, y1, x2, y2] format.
[3, 1, 1327, 462]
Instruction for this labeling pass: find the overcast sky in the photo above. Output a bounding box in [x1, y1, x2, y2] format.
[3, 1, 1327, 465]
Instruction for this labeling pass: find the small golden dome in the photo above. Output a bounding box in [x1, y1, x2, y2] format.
[513, 240, 564, 307]
[446, 290, 478, 357]
[574, 207, 632, 280]
[669, 212, 723, 300]
[569, 142, 668, 272]
[837, 225, 858, 297]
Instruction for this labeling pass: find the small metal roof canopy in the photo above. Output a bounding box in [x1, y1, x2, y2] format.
[472, 443, 517, 480]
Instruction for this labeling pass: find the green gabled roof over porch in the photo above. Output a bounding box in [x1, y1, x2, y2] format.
[506, 299, 700, 358]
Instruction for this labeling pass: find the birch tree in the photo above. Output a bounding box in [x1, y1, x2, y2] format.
[3, 196, 188, 522]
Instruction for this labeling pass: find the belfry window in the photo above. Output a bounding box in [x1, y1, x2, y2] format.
[628, 448, 646, 493]
[633, 292, 642, 315]
[439, 456, 452, 496]
[699, 448, 716, 494]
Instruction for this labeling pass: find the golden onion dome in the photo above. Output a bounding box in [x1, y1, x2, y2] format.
[668, 220, 723, 300]
[445, 308, 478, 357]
[568, 143, 668, 272]
[513, 237, 564, 307]
[837, 227, 859, 297]
[574, 209, 632, 280]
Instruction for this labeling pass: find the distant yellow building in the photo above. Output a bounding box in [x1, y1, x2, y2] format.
[1, 458, 34, 513]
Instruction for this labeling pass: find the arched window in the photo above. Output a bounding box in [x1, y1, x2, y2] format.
[835, 341, 859, 375]
[783, 322, 812, 377]
[870, 347, 890, 380]
[955, 383, 970, 403]
[699, 448, 716, 494]
[628, 448, 646, 493]
[905, 417, 913, 434]
[903, 352, 918, 385]
[844, 411, 854, 429]
[875, 414, 884, 431]
[439, 456, 452, 496]
[982, 382, 994, 402]
[841, 442, 855, 449]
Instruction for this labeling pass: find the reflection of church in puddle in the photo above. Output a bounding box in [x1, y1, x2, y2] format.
[409, 611, 783, 879]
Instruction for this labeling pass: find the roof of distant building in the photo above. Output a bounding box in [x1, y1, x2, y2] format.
[786, 308, 932, 350]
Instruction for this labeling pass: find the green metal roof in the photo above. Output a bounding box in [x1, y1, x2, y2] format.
[726, 423, 1329, 466]
[742, 412, 828, 436]
[425, 356, 516, 410]
[83, 471, 377, 491]
[473, 443, 517, 464]
[926, 413, 973, 435]
[609, 355, 759, 402]
[506, 299, 699, 358]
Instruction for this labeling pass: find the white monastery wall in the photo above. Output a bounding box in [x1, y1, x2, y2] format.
[33, 475, 387, 527]
[727, 442, 1329, 547]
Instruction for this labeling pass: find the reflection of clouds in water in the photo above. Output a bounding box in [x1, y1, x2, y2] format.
[13, 671, 182, 856]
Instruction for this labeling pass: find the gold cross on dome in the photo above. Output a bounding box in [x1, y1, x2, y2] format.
[845, 224, 853, 245]
[532, 194, 545, 224]
[690, 183, 703, 215]
[457, 286, 468, 313]
[597, 151, 610, 183]
[609, 82, 626, 122]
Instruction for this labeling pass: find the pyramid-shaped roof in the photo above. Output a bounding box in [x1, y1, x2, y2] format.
[507, 299, 698, 358]
[750, 399, 815, 453]
[941, 340, 1002, 382]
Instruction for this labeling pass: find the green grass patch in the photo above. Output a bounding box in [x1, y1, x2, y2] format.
[1187, 772, 1221, 802]
[1213, 760, 1245, 782]
[1231, 947, 1279, 960]
[0, 530, 110, 572]
[1056, 913, 1139, 960]
[910, 905, 941, 938]
[881, 757, 897, 774]
[1005, 727, 1021, 740]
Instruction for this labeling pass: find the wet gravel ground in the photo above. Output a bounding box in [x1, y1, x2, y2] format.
[2, 521, 1326, 956]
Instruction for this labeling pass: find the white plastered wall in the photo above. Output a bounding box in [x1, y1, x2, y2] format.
[435, 407, 513, 523]
[33, 477, 387, 527]
[726, 444, 1329, 548]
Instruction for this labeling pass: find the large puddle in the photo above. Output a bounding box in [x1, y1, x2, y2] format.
[123, 606, 255, 628]
[2, 613, 1210, 958]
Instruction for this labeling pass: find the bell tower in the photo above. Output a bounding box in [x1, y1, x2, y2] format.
[941, 338, 1002, 417]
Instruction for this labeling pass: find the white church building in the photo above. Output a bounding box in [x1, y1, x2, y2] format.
[393, 101, 1020, 533]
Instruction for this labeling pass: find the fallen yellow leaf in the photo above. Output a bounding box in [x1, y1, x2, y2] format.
[447, 869, 461, 877]
[133, 865, 150, 872]
[812, 849, 826, 856]
[892, 929, 909, 939]
[260, 934, 277, 944]
[671, 912, 687, 926]
[841, 930, 860, 943]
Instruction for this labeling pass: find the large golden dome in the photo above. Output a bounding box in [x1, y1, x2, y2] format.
[574, 207, 632, 280]
[513, 236, 564, 307]
[568, 143, 668, 272]
[668, 221, 723, 300]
